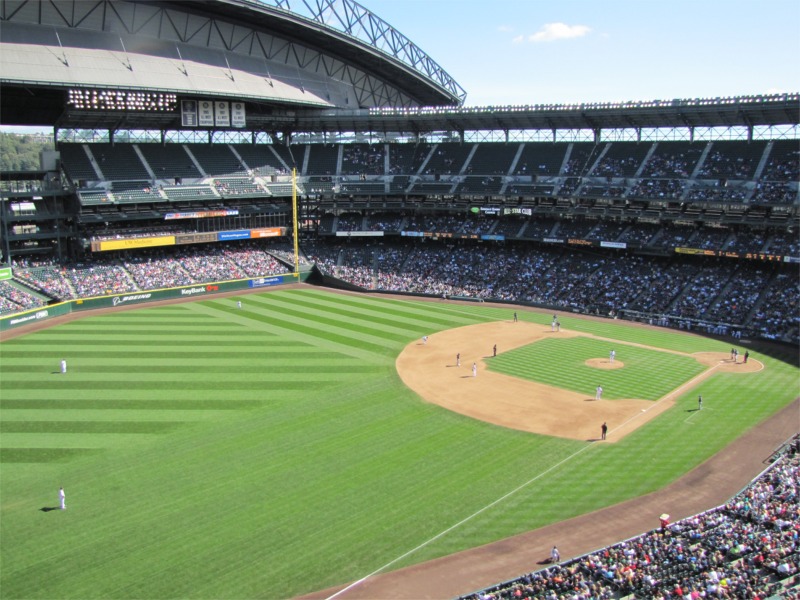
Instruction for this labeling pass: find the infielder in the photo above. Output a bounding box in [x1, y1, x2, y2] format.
[595, 385, 603, 400]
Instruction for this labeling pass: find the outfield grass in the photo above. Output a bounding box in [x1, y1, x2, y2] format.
[0, 288, 797, 599]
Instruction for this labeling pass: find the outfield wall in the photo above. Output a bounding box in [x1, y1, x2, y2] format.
[0, 272, 308, 333]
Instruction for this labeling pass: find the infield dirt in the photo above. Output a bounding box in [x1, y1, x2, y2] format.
[396, 320, 762, 442]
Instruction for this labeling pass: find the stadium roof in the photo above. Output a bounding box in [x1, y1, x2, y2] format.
[0, 0, 465, 126]
[298, 94, 800, 135]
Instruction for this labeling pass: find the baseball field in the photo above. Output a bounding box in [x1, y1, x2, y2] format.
[0, 286, 797, 599]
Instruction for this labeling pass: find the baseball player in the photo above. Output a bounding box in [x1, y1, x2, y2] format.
[595, 385, 603, 400]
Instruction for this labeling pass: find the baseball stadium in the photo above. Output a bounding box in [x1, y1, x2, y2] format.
[0, 1, 798, 598]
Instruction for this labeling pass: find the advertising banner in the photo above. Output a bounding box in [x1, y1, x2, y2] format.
[249, 276, 285, 288]
[335, 231, 385, 237]
[218, 230, 251, 241]
[675, 247, 715, 256]
[175, 232, 219, 245]
[250, 227, 283, 238]
[94, 236, 176, 252]
[165, 210, 239, 220]
[503, 207, 532, 216]
[0, 303, 70, 332]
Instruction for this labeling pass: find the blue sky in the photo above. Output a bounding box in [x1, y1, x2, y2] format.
[363, 0, 800, 106]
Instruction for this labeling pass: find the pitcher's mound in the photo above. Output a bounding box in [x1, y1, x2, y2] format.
[586, 358, 625, 370]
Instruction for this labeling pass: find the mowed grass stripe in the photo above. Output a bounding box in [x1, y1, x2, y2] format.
[0, 421, 185, 434]
[277, 289, 483, 328]
[5, 337, 302, 347]
[0, 388, 286, 401]
[491, 336, 706, 400]
[0, 400, 262, 410]
[33, 325, 268, 335]
[207, 298, 413, 344]
[260, 294, 451, 337]
[0, 349, 319, 359]
[0, 364, 384, 374]
[0, 448, 101, 463]
[0, 410, 240, 425]
[0, 379, 340, 390]
[189, 302, 396, 359]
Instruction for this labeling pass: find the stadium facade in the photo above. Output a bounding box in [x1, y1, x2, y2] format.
[0, 0, 799, 343]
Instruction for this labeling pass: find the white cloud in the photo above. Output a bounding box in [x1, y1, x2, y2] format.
[528, 22, 591, 42]
[511, 34, 525, 44]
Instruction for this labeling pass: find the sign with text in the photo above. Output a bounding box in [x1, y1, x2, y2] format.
[214, 101, 231, 127]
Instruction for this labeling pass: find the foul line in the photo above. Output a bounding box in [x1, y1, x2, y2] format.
[325, 441, 598, 600]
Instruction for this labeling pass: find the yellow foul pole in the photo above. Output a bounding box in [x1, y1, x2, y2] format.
[292, 168, 299, 278]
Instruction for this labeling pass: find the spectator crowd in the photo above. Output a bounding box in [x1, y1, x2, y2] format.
[3, 217, 797, 345]
[461, 437, 800, 600]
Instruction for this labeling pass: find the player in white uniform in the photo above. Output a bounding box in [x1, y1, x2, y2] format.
[60, 360, 67, 374]
[59, 487, 66, 510]
[595, 385, 603, 400]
